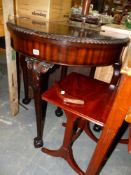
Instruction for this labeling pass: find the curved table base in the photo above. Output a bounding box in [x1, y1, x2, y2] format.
[42, 147, 84, 175]
[85, 122, 129, 145]
[42, 111, 85, 175]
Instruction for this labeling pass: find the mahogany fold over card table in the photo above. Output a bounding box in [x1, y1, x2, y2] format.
[7, 17, 129, 149]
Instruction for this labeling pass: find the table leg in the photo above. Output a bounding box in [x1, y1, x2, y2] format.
[55, 66, 68, 117]
[25, 59, 53, 148]
[18, 54, 45, 147]
[19, 54, 31, 104]
[32, 72, 49, 148]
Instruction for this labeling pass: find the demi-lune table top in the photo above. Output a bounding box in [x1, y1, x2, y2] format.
[7, 17, 129, 66]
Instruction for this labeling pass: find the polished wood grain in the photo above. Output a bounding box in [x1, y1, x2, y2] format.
[7, 18, 129, 66]
[42, 72, 131, 175]
[43, 73, 116, 126]
[7, 17, 129, 148]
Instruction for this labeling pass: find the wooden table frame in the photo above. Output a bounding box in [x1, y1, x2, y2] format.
[7, 17, 130, 150]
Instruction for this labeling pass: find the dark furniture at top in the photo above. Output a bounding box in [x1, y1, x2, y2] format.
[7, 17, 129, 148]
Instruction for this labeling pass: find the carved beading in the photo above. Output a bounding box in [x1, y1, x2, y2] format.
[7, 22, 129, 45]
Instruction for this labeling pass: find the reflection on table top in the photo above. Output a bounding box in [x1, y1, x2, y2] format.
[7, 16, 129, 67]
[7, 16, 129, 44]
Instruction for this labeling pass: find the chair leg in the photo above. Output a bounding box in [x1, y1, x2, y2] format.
[85, 126, 117, 175]
[85, 122, 129, 174]
[42, 111, 84, 175]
